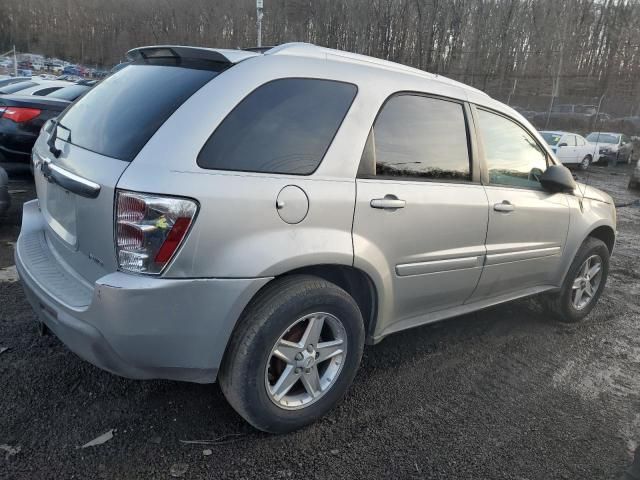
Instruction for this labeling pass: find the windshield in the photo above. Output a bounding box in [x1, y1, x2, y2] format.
[541, 132, 562, 146]
[586, 133, 619, 144]
[46, 85, 90, 101]
[56, 61, 223, 161]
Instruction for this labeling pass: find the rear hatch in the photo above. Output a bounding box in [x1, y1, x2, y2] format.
[32, 52, 230, 284]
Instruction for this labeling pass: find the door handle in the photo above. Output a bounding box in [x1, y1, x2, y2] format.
[494, 201, 515, 213]
[370, 195, 406, 210]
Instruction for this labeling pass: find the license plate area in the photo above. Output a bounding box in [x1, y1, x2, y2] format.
[42, 181, 78, 247]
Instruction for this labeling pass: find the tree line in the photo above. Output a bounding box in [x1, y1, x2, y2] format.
[1, 0, 640, 114]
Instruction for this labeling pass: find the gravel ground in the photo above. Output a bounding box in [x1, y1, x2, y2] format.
[1, 164, 639, 479]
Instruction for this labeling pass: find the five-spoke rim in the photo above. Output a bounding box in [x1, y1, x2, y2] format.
[572, 254, 603, 310]
[265, 312, 347, 410]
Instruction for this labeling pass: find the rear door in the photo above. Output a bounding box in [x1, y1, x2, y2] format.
[468, 107, 570, 301]
[353, 94, 489, 328]
[31, 58, 223, 284]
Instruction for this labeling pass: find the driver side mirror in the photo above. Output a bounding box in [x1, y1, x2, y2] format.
[540, 165, 577, 193]
[558, 143, 568, 148]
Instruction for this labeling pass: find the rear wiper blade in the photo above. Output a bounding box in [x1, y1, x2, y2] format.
[47, 120, 71, 158]
[47, 120, 61, 158]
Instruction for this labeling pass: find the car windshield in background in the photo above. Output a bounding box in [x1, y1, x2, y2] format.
[0, 81, 38, 94]
[541, 132, 562, 145]
[56, 61, 222, 161]
[586, 133, 619, 144]
[46, 85, 91, 101]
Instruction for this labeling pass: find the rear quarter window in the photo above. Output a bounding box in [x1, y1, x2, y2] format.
[197, 78, 357, 175]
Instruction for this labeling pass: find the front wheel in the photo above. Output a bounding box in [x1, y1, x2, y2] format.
[543, 237, 610, 323]
[219, 275, 365, 433]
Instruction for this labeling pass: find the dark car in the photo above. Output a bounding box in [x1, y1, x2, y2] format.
[0, 85, 90, 164]
[0, 165, 9, 216]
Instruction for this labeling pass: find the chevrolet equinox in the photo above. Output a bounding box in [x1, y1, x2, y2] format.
[17, 43, 616, 433]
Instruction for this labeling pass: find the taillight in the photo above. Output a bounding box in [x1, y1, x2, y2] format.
[2, 107, 41, 123]
[115, 191, 198, 274]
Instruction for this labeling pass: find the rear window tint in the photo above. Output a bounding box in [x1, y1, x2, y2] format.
[197, 78, 357, 175]
[33, 87, 62, 96]
[56, 62, 222, 161]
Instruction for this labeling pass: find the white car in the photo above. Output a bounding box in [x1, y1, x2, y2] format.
[540, 131, 595, 170]
[585, 132, 634, 165]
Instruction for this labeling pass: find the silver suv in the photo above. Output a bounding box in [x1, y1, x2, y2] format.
[17, 44, 616, 433]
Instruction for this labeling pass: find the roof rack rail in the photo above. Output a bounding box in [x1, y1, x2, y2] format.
[242, 46, 276, 53]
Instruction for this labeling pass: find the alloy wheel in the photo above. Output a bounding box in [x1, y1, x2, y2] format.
[572, 254, 603, 310]
[580, 156, 590, 170]
[265, 312, 347, 410]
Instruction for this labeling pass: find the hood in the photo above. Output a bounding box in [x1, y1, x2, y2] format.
[575, 182, 614, 204]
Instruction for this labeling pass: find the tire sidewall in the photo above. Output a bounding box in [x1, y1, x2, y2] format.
[580, 156, 590, 170]
[559, 239, 609, 322]
[230, 282, 364, 432]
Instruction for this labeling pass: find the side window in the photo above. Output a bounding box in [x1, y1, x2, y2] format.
[477, 109, 547, 189]
[576, 136, 585, 147]
[567, 135, 577, 147]
[197, 78, 357, 175]
[363, 95, 471, 181]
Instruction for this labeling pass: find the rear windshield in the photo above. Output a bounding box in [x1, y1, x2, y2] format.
[56, 61, 222, 161]
[197, 78, 357, 175]
[0, 81, 37, 94]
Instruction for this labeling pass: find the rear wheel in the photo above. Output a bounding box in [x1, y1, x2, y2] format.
[579, 155, 591, 170]
[219, 275, 365, 433]
[543, 237, 609, 323]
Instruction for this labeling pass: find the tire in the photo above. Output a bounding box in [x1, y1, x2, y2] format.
[219, 274, 365, 433]
[579, 155, 591, 170]
[543, 237, 610, 323]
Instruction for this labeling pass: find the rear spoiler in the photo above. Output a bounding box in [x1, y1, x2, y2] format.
[126, 46, 260, 65]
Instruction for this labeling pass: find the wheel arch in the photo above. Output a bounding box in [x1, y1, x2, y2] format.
[276, 264, 379, 344]
[233, 264, 380, 346]
[587, 224, 615, 253]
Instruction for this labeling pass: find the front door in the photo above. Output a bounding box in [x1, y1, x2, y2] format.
[352, 94, 489, 334]
[469, 107, 570, 301]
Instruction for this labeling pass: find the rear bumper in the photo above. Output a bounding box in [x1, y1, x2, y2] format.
[16, 200, 271, 383]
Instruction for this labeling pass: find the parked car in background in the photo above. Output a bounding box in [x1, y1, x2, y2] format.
[16, 43, 616, 433]
[0, 166, 9, 217]
[0, 80, 72, 97]
[56, 74, 82, 82]
[553, 104, 597, 116]
[62, 65, 81, 76]
[0, 85, 90, 164]
[0, 77, 31, 90]
[540, 131, 595, 170]
[586, 132, 634, 165]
